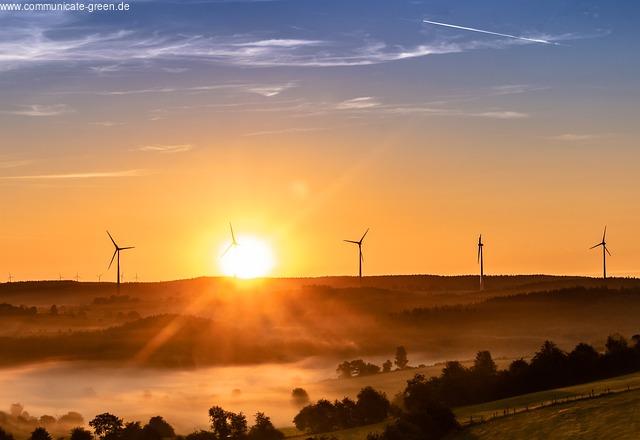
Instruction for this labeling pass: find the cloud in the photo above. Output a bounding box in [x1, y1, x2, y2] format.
[243, 127, 324, 137]
[549, 133, 598, 141]
[4, 104, 74, 117]
[0, 169, 148, 180]
[0, 13, 574, 72]
[247, 83, 297, 97]
[336, 97, 381, 110]
[137, 144, 193, 154]
[472, 111, 529, 119]
[0, 160, 31, 169]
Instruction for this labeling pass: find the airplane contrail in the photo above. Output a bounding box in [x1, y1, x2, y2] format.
[423, 19, 556, 45]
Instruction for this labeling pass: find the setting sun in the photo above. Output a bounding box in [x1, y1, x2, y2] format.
[219, 235, 275, 279]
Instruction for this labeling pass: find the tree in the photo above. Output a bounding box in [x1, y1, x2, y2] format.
[568, 343, 600, 383]
[184, 432, 215, 440]
[143, 416, 175, 440]
[89, 413, 124, 440]
[382, 360, 393, 373]
[291, 388, 310, 407]
[70, 428, 94, 440]
[121, 422, 143, 440]
[336, 361, 352, 379]
[247, 413, 284, 440]
[395, 347, 408, 370]
[208, 406, 246, 440]
[293, 399, 336, 434]
[50, 305, 58, 315]
[355, 387, 390, 424]
[0, 427, 15, 440]
[472, 351, 497, 377]
[606, 333, 629, 355]
[29, 428, 52, 440]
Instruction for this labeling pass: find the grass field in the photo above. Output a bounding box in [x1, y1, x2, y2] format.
[285, 372, 640, 439]
[450, 388, 640, 439]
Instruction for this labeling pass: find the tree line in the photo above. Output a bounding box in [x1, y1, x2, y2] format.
[336, 347, 411, 378]
[0, 406, 285, 440]
[391, 332, 640, 409]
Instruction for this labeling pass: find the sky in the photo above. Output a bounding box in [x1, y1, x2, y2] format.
[1, 0, 639, 281]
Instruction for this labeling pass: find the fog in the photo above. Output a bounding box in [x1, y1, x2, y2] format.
[0, 361, 335, 432]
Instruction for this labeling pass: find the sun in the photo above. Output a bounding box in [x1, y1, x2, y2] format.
[219, 235, 275, 279]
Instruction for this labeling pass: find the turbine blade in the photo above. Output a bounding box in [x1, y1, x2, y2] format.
[108, 249, 117, 270]
[120, 246, 135, 250]
[603, 226, 607, 242]
[230, 223, 237, 245]
[589, 243, 602, 250]
[360, 228, 370, 242]
[605, 246, 612, 256]
[360, 251, 364, 263]
[344, 240, 359, 244]
[106, 230, 118, 248]
[477, 246, 481, 264]
[222, 243, 233, 257]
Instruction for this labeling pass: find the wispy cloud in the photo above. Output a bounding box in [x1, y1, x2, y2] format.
[336, 97, 381, 110]
[0, 160, 31, 169]
[0, 169, 148, 180]
[247, 82, 297, 97]
[472, 111, 529, 119]
[549, 133, 599, 141]
[4, 104, 74, 117]
[137, 144, 193, 154]
[0, 15, 573, 72]
[243, 127, 324, 137]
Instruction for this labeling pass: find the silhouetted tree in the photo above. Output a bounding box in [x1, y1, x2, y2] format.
[293, 400, 336, 434]
[143, 416, 175, 440]
[473, 351, 497, 377]
[0, 427, 15, 440]
[184, 431, 215, 440]
[395, 347, 408, 370]
[49, 305, 58, 315]
[530, 341, 568, 388]
[336, 362, 352, 379]
[291, 388, 310, 407]
[89, 413, 123, 440]
[121, 422, 143, 440]
[29, 428, 52, 440]
[568, 343, 600, 383]
[208, 406, 246, 440]
[355, 387, 390, 425]
[70, 428, 93, 440]
[382, 360, 392, 373]
[247, 413, 283, 440]
[371, 374, 458, 440]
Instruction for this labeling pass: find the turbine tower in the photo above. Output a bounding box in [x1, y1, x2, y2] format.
[107, 231, 134, 291]
[590, 226, 611, 279]
[344, 228, 369, 279]
[477, 234, 484, 290]
[222, 223, 239, 257]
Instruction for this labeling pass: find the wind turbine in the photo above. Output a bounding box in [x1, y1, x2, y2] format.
[107, 231, 134, 291]
[590, 226, 611, 279]
[7, 273, 13, 283]
[222, 223, 239, 257]
[477, 234, 484, 290]
[344, 228, 369, 279]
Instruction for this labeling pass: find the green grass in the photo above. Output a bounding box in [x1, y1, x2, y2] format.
[455, 371, 640, 421]
[287, 371, 640, 439]
[449, 388, 640, 439]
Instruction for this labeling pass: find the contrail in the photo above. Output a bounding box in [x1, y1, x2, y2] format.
[423, 19, 556, 45]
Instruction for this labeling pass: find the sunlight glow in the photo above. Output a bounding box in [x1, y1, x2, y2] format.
[219, 235, 275, 279]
